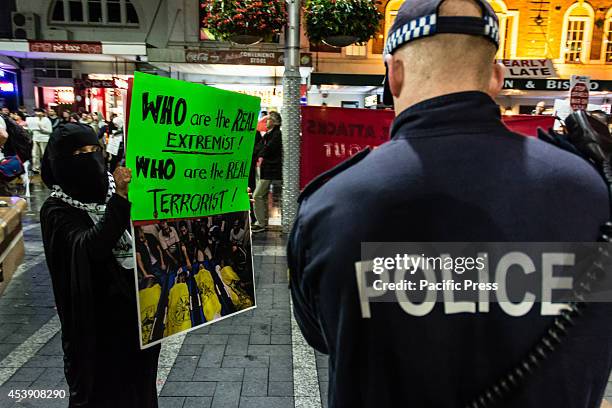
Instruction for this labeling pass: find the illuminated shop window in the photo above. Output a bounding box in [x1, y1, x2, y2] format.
[345, 43, 367, 57]
[603, 9, 612, 63]
[561, 2, 594, 63]
[49, 0, 139, 26]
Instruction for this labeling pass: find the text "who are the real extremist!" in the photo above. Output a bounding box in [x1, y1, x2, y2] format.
[141, 92, 256, 154]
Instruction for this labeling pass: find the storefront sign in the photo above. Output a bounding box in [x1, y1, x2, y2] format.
[0, 82, 14, 92]
[569, 75, 590, 111]
[503, 78, 611, 92]
[28, 40, 102, 54]
[498, 59, 556, 78]
[185, 49, 312, 67]
[74, 78, 129, 89]
[300, 107, 557, 188]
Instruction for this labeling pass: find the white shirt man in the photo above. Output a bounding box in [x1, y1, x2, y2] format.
[26, 109, 53, 172]
[0, 116, 7, 154]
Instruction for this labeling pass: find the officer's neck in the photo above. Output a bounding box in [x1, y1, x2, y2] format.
[394, 85, 492, 116]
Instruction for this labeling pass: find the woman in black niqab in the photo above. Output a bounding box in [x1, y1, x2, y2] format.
[40, 123, 160, 408]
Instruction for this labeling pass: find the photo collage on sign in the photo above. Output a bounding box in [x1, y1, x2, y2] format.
[134, 211, 255, 347]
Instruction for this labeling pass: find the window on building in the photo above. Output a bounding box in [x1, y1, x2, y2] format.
[49, 0, 139, 26]
[561, 3, 594, 63]
[88, 1, 103, 23]
[51, 1, 65, 21]
[603, 9, 612, 63]
[69, 0, 84, 22]
[107, 0, 121, 23]
[126, 1, 138, 23]
[33, 60, 73, 79]
[384, 0, 403, 45]
[345, 44, 367, 57]
[487, 0, 518, 59]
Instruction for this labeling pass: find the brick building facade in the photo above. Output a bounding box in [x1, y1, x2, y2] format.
[309, 0, 611, 110]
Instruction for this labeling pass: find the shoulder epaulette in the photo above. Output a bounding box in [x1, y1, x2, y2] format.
[298, 148, 371, 203]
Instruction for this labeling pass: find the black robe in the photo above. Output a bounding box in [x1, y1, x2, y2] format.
[40, 194, 160, 408]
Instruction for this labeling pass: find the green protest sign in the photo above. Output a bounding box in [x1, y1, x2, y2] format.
[125, 72, 261, 221]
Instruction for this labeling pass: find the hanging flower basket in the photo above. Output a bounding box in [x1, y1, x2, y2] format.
[228, 34, 264, 45]
[304, 0, 382, 47]
[201, 0, 287, 43]
[322, 35, 360, 48]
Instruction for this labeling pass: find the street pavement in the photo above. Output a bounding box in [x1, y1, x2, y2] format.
[0, 182, 609, 408]
[0, 182, 325, 408]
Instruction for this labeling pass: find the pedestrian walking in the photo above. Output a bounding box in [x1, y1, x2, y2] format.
[252, 111, 282, 232]
[27, 108, 53, 173]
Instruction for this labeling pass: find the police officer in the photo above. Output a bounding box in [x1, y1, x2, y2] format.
[288, 0, 612, 407]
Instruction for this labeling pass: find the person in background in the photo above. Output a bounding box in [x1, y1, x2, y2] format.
[28, 108, 53, 173]
[80, 112, 98, 134]
[248, 129, 264, 198]
[158, 221, 190, 270]
[69, 113, 80, 123]
[61, 110, 71, 124]
[108, 115, 125, 173]
[178, 222, 198, 262]
[10, 111, 28, 128]
[108, 113, 119, 134]
[96, 112, 108, 149]
[135, 227, 166, 282]
[229, 220, 245, 245]
[40, 123, 159, 407]
[252, 111, 283, 232]
[0, 108, 7, 165]
[1, 106, 9, 116]
[18, 106, 29, 117]
[256, 110, 268, 135]
[532, 101, 546, 115]
[47, 108, 61, 131]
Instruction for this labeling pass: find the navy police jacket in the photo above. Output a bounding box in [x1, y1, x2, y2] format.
[288, 92, 612, 408]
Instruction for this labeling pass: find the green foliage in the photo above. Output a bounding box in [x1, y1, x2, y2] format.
[304, 0, 382, 45]
[201, 0, 287, 40]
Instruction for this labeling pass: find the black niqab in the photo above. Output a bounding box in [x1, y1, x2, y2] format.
[42, 123, 109, 204]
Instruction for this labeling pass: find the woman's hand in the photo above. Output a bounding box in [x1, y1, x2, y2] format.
[113, 166, 132, 199]
[247, 187, 254, 204]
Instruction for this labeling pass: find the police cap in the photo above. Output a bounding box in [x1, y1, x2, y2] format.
[382, 0, 500, 106]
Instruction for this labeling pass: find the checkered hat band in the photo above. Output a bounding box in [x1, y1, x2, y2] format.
[384, 13, 500, 56]
[384, 14, 437, 56]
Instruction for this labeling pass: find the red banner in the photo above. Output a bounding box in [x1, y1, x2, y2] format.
[28, 40, 102, 54]
[300, 106, 394, 188]
[300, 107, 556, 189]
[502, 115, 555, 138]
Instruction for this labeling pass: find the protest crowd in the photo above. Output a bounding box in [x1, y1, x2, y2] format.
[0, 105, 127, 196]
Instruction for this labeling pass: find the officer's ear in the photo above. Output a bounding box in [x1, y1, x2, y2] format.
[385, 54, 404, 100]
[487, 62, 505, 98]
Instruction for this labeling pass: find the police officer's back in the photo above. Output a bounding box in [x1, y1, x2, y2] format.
[288, 0, 612, 407]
